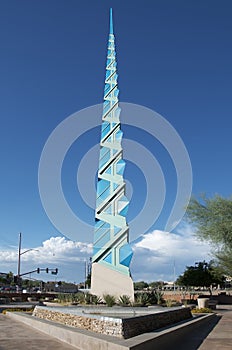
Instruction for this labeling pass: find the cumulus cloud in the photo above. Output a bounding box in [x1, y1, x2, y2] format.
[131, 224, 212, 282]
[0, 237, 92, 282]
[0, 226, 213, 283]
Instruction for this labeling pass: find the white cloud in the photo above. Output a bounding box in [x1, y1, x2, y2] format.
[0, 226, 213, 283]
[0, 236, 92, 283]
[131, 225, 212, 282]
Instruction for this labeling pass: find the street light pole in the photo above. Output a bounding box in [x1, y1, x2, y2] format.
[17, 232, 39, 278]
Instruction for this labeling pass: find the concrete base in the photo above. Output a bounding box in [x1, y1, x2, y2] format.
[91, 263, 134, 302]
[6, 311, 217, 350]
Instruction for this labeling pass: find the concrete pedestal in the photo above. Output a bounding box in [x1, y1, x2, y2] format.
[197, 298, 209, 308]
[91, 263, 134, 302]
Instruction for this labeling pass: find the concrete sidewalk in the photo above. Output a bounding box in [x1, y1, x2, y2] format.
[0, 314, 77, 350]
[1, 306, 232, 350]
[198, 305, 232, 350]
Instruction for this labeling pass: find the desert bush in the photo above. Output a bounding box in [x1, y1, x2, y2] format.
[165, 299, 173, 307]
[89, 294, 101, 305]
[134, 292, 150, 306]
[154, 290, 164, 305]
[103, 294, 116, 307]
[118, 295, 131, 306]
[192, 307, 213, 313]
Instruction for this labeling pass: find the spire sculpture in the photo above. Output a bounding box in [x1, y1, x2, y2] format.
[91, 9, 134, 300]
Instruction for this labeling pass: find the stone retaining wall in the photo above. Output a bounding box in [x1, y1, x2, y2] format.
[33, 306, 192, 339]
[122, 308, 192, 338]
[33, 307, 123, 337]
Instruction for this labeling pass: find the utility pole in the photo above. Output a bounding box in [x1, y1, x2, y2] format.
[17, 232, 22, 277]
[17, 232, 39, 279]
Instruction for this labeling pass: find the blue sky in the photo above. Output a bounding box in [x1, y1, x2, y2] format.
[0, 0, 231, 282]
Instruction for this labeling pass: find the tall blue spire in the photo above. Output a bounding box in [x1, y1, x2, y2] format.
[91, 9, 133, 276]
[109, 8, 113, 34]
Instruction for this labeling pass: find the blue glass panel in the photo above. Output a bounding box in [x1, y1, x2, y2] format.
[119, 203, 129, 217]
[96, 186, 110, 206]
[105, 205, 112, 214]
[114, 226, 121, 235]
[103, 100, 110, 108]
[93, 247, 100, 257]
[113, 183, 119, 190]
[103, 252, 112, 264]
[104, 83, 111, 94]
[100, 146, 109, 157]
[119, 244, 133, 267]
[99, 147, 110, 168]
[95, 220, 110, 231]
[105, 166, 111, 175]
[115, 130, 123, 141]
[101, 122, 110, 138]
[95, 231, 110, 248]
[97, 179, 110, 196]
[121, 254, 132, 267]
[95, 220, 103, 229]
[94, 223, 110, 242]
[106, 70, 111, 79]
[103, 101, 110, 114]
[116, 160, 125, 175]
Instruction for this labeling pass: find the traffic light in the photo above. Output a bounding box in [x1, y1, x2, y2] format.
[46, 268, 49, 273]
[37, 268, 40, 274]
[51, 268, 58, 275]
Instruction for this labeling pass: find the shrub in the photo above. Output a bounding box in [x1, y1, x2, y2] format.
[118, 295, 131, 306]
[192, 307, 213, 313]
[2, 308, 34, 314]
[154, 290, 164, 305]
[103, 294, 116, 307]
[134, 292, 150, 306]
[165, 299, 173, 307]
[89, 294, 101, 305]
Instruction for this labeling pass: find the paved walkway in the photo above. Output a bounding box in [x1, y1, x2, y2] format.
[198, 305, 232, 350]
[0, 314, 77, 350]
[0, 306, 231, 349]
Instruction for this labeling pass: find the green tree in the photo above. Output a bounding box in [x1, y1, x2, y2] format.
[176, 261, 224, 291]
[134, 281, 149, 290]
[186, 195, 232, 275]
[149, 281, 164, 289]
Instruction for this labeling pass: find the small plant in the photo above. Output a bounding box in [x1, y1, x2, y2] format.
[103, 294, 116, 307]
[118, 295, 131, 306]
[154, 290, 164, 305]
[165, 299, 173, 307]
[89, 294, 102, 305]
[134, 292, 150, 306]
[2, 308, 34, 314]
[57, 293, 69, 304]
[192, 307, 213, 314]
[75, 292, 85, 304]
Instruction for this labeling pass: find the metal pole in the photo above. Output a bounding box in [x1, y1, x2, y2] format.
[84, 260, 87, 289]
[173, 259, 176, 292]
[17, 232, 22, 277]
